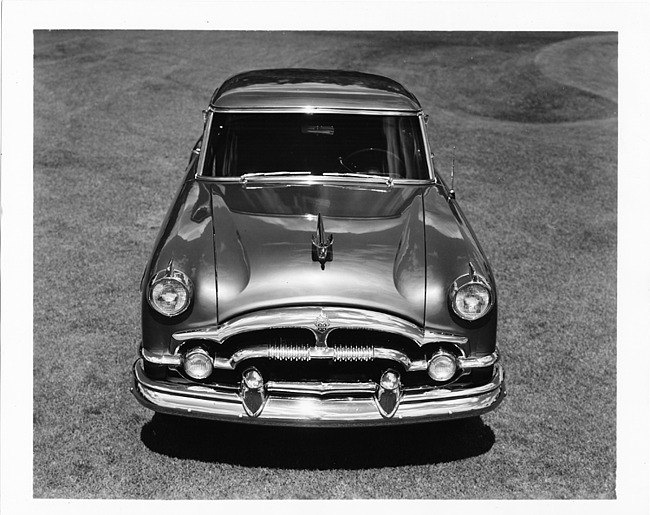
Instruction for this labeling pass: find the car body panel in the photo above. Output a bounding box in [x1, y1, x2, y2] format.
[134, 69, 504, 426]
[210, 68, 422, 112]
[140, 174, 218, 356]
[211, 182, 428, 325]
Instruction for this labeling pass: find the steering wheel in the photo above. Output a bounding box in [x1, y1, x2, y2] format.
[339, 148, 405, 175]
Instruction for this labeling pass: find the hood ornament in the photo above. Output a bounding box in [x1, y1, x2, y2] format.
[311, 213, 333, 270]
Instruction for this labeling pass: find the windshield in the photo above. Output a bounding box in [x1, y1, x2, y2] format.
[201, 112, 429, 180]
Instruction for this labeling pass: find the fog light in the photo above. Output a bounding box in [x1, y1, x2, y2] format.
[183, 348, 213, 380]
[427, 352, 457, 382]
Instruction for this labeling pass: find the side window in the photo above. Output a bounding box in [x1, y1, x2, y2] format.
[200, 114, 231, 177]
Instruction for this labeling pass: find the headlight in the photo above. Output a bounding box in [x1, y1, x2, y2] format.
[147, 262, 193, 317]
[450, 270, 493, 321]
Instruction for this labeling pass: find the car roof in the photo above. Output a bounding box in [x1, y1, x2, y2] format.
[209, 69, 422, 113]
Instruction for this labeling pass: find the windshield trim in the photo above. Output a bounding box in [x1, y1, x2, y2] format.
[196, 110, 433, 181]
[208, 106, 422, 116]
[196, 174, 436, 188]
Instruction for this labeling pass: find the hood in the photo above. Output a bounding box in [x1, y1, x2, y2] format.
[211, 181, 469, 326]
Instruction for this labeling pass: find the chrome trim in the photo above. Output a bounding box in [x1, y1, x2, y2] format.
[240, 368, 267, 417]
[459, 350, 500, 369]
[142, 343, 499, 373]
[396, 372, 502, 401]
[171, 306, 468, 348]
[374, 348, 424, 370]
[266, 381, 377, 396]
[141, 347, 182, 366]
[422, 329, 467, 345]
[211, 345, 425, 371]
[269, 344, 376, 363]
[239, 171, 312, 185]
[208, 106, 422, 116]
[196, 175, 435, 186]
[419, 112, 435, 181]
[195, 107, 430, 180]
[195, 109, 214, 179]
[268, 344, 311, 361]
[376, 370, 403, 418]
[132, 359, 506, 426]
[311, 213, 334, 269]
[332, 345, 374, 362]
[314, 309, 330, 333]
[214, 345, 276, 368]
[239, 174, 397, 188]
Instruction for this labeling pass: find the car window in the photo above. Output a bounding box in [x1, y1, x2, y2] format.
[202, 113, 428, 179]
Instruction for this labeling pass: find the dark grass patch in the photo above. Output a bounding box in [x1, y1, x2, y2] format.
[425, 50, 617, 123]
[317, 31, 617, 123]
[488, 65, 617, 123]
[321, 30, 602, 52]
[536, 34, 617, 102]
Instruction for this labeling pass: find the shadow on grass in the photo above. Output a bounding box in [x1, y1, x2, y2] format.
[140, 414, 495, 469]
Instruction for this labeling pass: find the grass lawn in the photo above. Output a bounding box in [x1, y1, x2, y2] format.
[31, 30, 617, 499]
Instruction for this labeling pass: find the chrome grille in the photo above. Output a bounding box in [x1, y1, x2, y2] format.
[266, 345, 374, 362]
[268, 344, 311, 361]
[332, 345, 374, 362]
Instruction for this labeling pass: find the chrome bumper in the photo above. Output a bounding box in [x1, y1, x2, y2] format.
[131, 359, 506, 427]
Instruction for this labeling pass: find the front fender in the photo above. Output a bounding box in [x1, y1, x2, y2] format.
[141, 174, 217, 355]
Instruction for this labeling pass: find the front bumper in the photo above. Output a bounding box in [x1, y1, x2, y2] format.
[131, 358, 506, 427]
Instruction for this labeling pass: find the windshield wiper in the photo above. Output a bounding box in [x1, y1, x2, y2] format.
[323, 172, 385, 180]
[239, 170, 395, 189]
[240, 171, 311, 182]
[323, 172, 394, 186]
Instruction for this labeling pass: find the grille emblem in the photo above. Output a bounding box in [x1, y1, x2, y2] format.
[314, 310, 330, 332]
[311, 213, 333, 270]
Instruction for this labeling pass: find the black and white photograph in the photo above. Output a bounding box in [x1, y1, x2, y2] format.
[1, 1, 648, 512]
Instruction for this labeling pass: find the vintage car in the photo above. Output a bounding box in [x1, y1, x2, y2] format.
[131, 68, 505, 426]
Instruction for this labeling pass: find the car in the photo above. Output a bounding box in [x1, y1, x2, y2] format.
[131, 68, 506, 426]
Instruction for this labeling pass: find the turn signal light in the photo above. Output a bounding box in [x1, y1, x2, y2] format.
[427, 351, 457, 382]
[182, 348, 213, 380]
